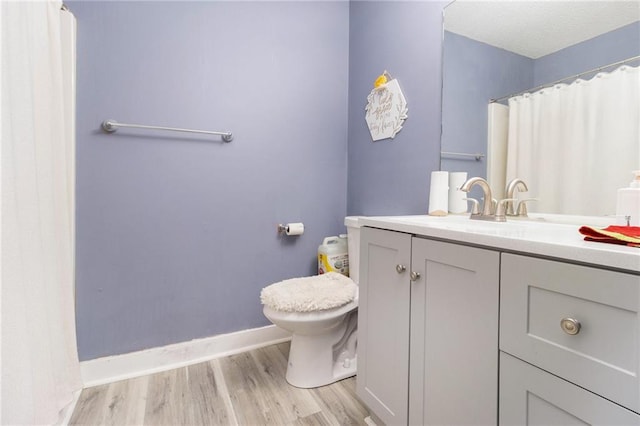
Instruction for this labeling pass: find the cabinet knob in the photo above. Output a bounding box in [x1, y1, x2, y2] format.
[410, 271, 421, 282]
[396, 264, 406, 273]
[560, 317, 581, 335]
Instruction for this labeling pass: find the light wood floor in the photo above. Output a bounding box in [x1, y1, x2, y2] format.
[69, 342, 370, 425]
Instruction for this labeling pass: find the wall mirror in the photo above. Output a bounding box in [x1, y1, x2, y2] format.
[441, 1, 639, 216]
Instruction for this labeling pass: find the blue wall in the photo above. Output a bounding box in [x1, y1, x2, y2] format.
[347, 1, 448, 216]
[534, 22, 640, 86]
[441, 31, 533, 179]
[71, 1, 350, 360]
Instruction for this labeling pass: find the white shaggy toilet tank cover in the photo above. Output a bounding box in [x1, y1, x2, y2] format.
[260, 272, 356, 313]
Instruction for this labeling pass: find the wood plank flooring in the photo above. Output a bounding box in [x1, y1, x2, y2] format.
[70, 342, 370, 425]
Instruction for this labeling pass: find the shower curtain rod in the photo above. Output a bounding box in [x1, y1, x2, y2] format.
[490, 54, 640, 103]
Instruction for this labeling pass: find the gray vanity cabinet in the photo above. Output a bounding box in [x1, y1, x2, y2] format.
[358, 227, 500, 425]
[357, 218, 640, 425]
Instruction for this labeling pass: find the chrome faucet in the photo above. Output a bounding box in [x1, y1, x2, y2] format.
[460, 177, 517, 222]
[505, 178, 528, 216]
[459, 177, 495, 219]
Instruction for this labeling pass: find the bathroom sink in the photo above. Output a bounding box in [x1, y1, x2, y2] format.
[384, 213, 613, 228]
[510, 213, 613, 228]
[367, 214, 536, 234]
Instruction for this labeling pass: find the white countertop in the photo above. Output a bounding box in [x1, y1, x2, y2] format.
[355, 214, 640, 273]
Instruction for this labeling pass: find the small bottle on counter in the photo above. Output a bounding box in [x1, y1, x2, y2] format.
[616, 170, 640, 226]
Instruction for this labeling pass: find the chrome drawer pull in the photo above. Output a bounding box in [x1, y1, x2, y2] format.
[396, 264, 406, 273]
[410, 271, 421, 282]
[560, 317, 581, 335]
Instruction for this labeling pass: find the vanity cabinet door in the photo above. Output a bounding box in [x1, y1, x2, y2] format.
[500, 352, 640, 425]
[358, 227, 412, 426]
[409, 238, 500, 426]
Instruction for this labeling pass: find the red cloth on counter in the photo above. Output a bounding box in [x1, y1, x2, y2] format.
[578, 225, 640, 247]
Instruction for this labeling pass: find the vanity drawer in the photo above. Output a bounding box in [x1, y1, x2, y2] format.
[500, 352, 640, 425]
[500, 253, 640, 413]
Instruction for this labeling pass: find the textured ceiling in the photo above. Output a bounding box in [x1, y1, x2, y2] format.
[444, 1, 640, 59]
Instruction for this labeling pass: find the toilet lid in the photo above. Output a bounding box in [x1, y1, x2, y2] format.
[260, 272, 357, 313]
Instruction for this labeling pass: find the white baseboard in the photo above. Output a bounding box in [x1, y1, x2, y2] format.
[80, 325, 291, 388]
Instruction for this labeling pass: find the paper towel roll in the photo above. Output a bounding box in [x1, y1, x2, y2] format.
[449, 172, 468, 214]
[285, 223, 304, 236]
[428, 171, 449, 216]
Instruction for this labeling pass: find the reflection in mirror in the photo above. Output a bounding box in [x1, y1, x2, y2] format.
[441, 1, 640, 216]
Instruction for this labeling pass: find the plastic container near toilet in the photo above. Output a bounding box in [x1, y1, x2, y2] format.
[318, 235, 349, 276]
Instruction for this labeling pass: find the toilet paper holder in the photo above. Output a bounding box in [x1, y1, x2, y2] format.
[277, 223, 304, 236]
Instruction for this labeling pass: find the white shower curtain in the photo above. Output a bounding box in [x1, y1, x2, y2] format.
[1, 1, 82, 424]
[506, 65, 640, 216]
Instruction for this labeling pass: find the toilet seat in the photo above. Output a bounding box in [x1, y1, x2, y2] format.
[260, 272, 356, 313]
[263, 298, 358, 323]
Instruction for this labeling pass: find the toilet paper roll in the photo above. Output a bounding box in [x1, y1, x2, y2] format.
[428, 171, 449, 216]
[285, 223, 304, 236]
[449, 172, 468, 214]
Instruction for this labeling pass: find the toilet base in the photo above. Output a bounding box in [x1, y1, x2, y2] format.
[263, 302, 358, 389]
[285, 333, 357, 388]
[284, 309, 358, 389]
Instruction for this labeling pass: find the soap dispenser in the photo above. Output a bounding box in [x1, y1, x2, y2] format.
[616, 170, 640, 226]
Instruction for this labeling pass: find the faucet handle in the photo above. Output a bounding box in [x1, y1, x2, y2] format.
[462, 198, 480, 215]
[495, 198, 517, 221]
[479, 198, 498, 215]
[516, 198, 538, 217]
[491, 198, 498, 214]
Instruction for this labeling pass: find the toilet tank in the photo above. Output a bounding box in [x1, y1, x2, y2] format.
[344, 216, 363, 284]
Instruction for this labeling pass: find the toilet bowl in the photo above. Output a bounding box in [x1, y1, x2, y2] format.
[263, 295, 358, 388]
[260, 217, 362, 388]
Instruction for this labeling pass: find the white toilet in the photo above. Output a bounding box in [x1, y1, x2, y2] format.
[261, 217, 362, 388]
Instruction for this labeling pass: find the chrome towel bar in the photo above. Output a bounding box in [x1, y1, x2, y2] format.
[101, 119, 233, 142]
[440, 151, 485, 161]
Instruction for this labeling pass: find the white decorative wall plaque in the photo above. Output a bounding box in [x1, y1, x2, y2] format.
[365, 78, 408, 141]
